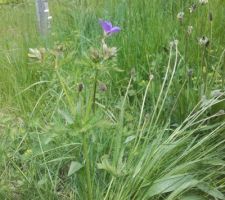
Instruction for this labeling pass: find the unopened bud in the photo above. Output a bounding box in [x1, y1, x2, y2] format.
[90, 48, 101, 63]
[78, 83, 84, 92]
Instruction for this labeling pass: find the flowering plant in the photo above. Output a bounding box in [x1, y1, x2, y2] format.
[88, 19, 121, 112]
[99, 19, 121, 36]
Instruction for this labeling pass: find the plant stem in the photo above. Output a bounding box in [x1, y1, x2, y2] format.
[221, 50, 225, 88]
[92, 69, 98, 113]
[82, 134, 93, 200]
[134, 78, 152, 150]
[201, 47, 207, 93]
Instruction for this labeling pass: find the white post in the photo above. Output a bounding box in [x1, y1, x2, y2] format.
[35, 0, 52, 37]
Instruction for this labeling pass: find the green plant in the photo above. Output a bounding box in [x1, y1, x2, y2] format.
[0, 0, 225, 199]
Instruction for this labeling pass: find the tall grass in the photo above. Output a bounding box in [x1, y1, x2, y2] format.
[0, 0, 225, 199]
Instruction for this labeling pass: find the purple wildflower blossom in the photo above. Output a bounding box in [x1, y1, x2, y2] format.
[99, 19, 121, 35]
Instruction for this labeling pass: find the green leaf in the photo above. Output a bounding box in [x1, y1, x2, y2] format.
[166, 179, 199, 200]
[179, 192, 207, 200]
[124, 135, 136, 144]
[68, 161, 83, 176]
[197, 183, 225, 200]
[112, 67, 124, 72]
[202, 158, 225, 166]
[144, 174, 194, 198]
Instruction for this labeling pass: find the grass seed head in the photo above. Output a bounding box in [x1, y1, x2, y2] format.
[189, 4, 197, 13]
[199, 36, 210, 47]
[187, 26, 193, 36]
[177, 12, 184, 22]
[199, 0, 208, 5]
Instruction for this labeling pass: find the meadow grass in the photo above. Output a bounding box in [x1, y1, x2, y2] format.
[0, 0, 225, 199]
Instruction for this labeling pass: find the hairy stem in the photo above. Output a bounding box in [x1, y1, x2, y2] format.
[92, 69, 98, 113]
[82, 134, 93, 200]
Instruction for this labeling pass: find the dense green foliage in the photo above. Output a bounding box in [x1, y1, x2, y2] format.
[0, 0, 23, 4]
[0, 0, 225, 199]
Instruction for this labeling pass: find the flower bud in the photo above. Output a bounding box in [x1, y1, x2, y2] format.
[102, 41, 117, 60]
[78, 83, 84, 92]
[90, 48, 101, 63]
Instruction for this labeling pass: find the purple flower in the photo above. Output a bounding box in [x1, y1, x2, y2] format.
[99, 19, 121, 36]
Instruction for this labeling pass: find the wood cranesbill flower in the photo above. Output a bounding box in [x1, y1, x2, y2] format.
[99, 19, 121, 36]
